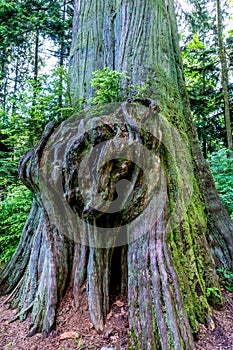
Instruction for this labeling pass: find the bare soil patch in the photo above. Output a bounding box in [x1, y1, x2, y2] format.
[195, 290, 233, 350]
[0, 287, 128, 350]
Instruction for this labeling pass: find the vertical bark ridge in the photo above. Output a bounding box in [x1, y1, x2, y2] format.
[154, 221, 182, 349]
[128, 211, 195, 349]
[126, 115, 190, 348]
[0, 121, 74, 336]
[0, 200, 41, 294]
[87, 248, 104, 330]
[163, 235, 194, 347]
[11, 213, 44, 316]
[128, 235, 157, 350]
[73, 243, 88, 308]
[26, 214, 72, 337]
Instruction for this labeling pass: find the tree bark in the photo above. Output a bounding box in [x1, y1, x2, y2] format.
[0, 0, 233, 349]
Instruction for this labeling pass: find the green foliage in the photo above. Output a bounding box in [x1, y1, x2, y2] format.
[87, 67, 151, 105]
[0, 126, 18, 186]
[180, 1, 233, 155]
[182, 34, 225, 155]
[0, 66, 74, 190]
[186, 34, 206, 50]
[208, 148, 233, 218]
[74, 338, 84, 348]
[0, 183, 33, 264]
[206, 287, 221, 299]
[205, 287, 224, 307]
[0, 0, 72, 51]
[217, 267, 233, 292]
[0, 0, 73, 114]
[48, 66, 74, 122]
[183, 0, 214, 37]
[88, 67, 127, 104]
[127, 80, 151, 99]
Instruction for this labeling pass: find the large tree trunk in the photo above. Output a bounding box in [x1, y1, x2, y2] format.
[1, 0, 233, 349]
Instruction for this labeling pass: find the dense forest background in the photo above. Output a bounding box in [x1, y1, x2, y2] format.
[0, 0, 232, 266]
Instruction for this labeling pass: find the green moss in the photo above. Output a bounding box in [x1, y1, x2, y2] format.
[156, 118, 221, 334]
[128, 327, 139, 350]
[151, 295, 163, 350]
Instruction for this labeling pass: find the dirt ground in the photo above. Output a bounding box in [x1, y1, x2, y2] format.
[0, 287, 128, 350]
[195, 290, 233, 350]
[0, 288, 232, 350]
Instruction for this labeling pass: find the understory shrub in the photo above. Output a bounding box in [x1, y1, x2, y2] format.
[0, 183, 32, 264]
[208, 147, 233, 219]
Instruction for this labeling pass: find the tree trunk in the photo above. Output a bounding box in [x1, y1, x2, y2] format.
[11, 55, 19, 115]
[57, 0, 67, 118]
[0, 48, 9, 111]
[1, 0, 233, 349]
[216, 0, 233, 154]
[33, 29, 39, 87]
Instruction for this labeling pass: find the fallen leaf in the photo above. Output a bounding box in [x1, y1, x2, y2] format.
[208, 320, 216, 331]
[114, 300, 124, 307]
[60, 331, 79, 340]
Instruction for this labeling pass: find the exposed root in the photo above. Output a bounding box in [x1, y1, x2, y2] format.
[3, 276, 24, 305]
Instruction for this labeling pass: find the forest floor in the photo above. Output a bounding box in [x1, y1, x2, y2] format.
[0, 287, 232, 350]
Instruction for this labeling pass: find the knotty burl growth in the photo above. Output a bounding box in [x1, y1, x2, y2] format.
[1, 0, 233, 349]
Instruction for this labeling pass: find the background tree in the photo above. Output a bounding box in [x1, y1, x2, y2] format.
[178, 0, 233, 220]
[181, 34, 223, 156]
[216, 0, 233, 153]
[178, 0, 233, 155]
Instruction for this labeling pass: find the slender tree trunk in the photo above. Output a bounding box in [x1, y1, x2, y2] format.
[34, 29, 39, 87]
[216, 0, 233, 154]
[0, 50, 9, 111]
[59, 1, 66, 69]
[57, 0, 67, 118]
[29, 29, 40, 147]
[11, 56, 19, 115]
[0, 1, 233, 349]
